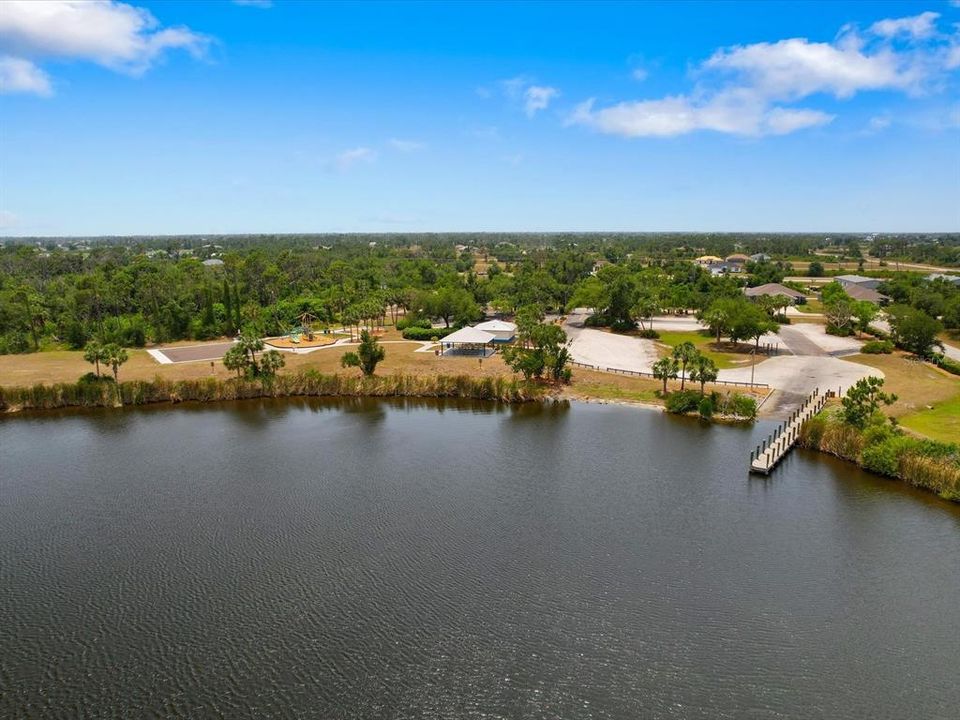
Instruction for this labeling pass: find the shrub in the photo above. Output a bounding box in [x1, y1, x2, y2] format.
[396, 317, 431, 331]
[637, 328, 660, 339]
[401, 326, 455, 341]
[610, 319, 637, 332]
[78, 372, 115, 385]
[698, 397, 714, 418]
[719, 392, 757, 420]
[665, 389, 701, 414]
[861, 437, 906, 476]
[861, 340, 894, 354]
[934, 355, 960, 376]
[825, 325, 853, 337]
[584, 314, 611, 327]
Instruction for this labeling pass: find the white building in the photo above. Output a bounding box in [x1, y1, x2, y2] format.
[835, 274, 881, 290]
[474, 320, 517, 342]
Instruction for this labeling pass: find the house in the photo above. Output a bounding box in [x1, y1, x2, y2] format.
[926, 273, 960, 286]
[202, 258, 224, 268]
[709, 262, 743, 275]
[696, 255, 723, 267]
[750, 253, 771, 262]
[591, 259, 610, 275]
[725, 253, 750, 265]
[841, 283, 889, 305]
[836, 274, 882, 290]
[473, 319, 517, 342]
[743, 283, 806, 305]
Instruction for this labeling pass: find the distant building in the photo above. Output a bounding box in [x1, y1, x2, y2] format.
[725, 253, 750, 265]
[841, 283, 889, 305]
[835, 274, 881, 290]
[926, 273, 960, 286]
[591, 259, 610, 275]
[743, 283, 806, 304]
[709, 262, 743, 275]
[202, 258, 224, 268]
[749, 253, 771, 262]
[696, 255, 723, 267]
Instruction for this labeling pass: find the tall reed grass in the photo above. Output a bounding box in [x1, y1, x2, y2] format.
[799, 413, 960, 502]
[0, 371, 546, 413]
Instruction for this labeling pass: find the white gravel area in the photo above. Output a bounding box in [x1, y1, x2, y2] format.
[645, 315, 708, 332]
[719, 356, 881, 396]
[567, 328, 659, 373]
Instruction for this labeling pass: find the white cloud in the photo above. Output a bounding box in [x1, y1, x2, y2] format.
[867, 115, 892, 132]
[763, 107, 835, 134]
[388, 138, 425, 152]
[0, 0, 211, 94]
[704, 38, 922, 99]
[499, 76, 559, 117]
[631, 67, 649, 82]
[523, 85, 558, 116]
[0, 56, 52, 96]
[870, 11, 940, 40]
[569, 93, 832, 138]
[333, 147, 376, 172]
[569, 11, 958, 139]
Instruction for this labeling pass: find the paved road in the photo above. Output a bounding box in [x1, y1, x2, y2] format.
[154, 341, 237, 363]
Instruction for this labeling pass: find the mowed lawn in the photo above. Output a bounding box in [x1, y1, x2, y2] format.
[0, 340, 518, 387]
[654, 331, 760, 370]
[849, 353, 960, 443]
[899, 396, 960, 444]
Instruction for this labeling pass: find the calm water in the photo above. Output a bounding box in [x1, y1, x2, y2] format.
[1, 399, 958, 719]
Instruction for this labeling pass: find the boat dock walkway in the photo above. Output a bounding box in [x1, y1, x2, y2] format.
[750, 388, 828, 475]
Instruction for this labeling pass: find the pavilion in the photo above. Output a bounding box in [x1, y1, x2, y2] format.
[440, 326, 496, 357]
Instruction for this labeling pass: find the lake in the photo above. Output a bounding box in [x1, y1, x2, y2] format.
[2, 399, 958, 718]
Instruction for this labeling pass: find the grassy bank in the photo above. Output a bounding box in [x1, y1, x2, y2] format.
[654, 331, 757, 370]
[0, 371, 547, 413]
[848, 352, 960, 443]
[799, 408, 960, 502]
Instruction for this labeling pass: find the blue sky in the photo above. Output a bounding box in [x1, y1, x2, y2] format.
[1, 0, 959, 235]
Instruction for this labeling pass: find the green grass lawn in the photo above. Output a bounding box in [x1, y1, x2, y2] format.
[899, 394, 960, 444]
[655, 330, 755, 370]
[800, 299, 824, 314]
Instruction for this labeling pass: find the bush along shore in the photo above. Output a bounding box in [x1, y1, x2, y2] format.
[0, 370, 548, 413]
[799, 408, 960, 503]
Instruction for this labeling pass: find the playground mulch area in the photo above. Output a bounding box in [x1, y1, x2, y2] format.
[265, 335, 339, 349]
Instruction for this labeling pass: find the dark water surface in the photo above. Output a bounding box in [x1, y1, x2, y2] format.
[1, 399, 958, 719]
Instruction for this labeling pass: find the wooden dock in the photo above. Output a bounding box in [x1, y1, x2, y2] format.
[750, 388, 827, 475]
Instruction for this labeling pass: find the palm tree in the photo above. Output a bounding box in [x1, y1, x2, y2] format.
[259, 349, 286, 377]
[689, 354, 719, 396]
[236, 332, 264, 375]
[671, 342, 698, 391]
[223, 345, 248, 377]
[83, 341, 107, 377]
[103, 343, 129, 384]
[652, 356, 679, 394]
